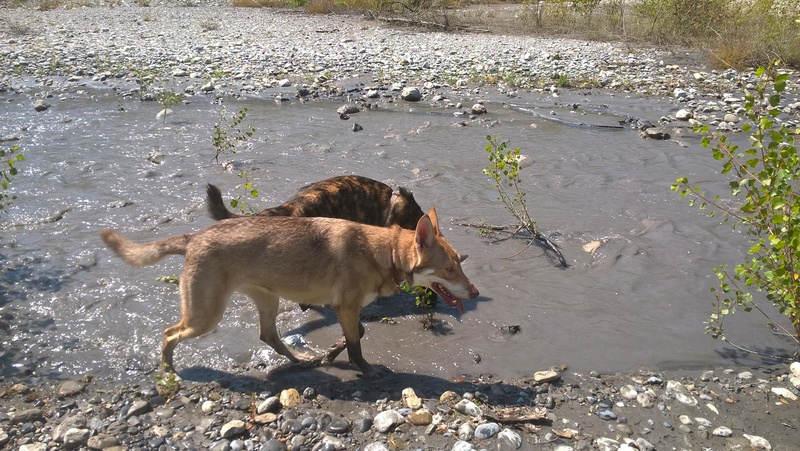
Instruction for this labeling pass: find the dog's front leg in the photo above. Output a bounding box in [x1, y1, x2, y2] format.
[321, 322, 365, 364]
[334, 304, 376, 376]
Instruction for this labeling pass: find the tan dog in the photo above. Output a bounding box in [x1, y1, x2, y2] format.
[100, 208, 479, 375]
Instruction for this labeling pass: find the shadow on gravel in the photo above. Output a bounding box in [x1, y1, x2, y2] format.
[177, 361, 538, 412]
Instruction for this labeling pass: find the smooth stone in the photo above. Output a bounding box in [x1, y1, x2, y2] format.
[498, 428, 523, 449]
[279, 389, 301, 408]
[713, 426, 733, 437]
[454, 399, 482, 417]
[220, 420, 246, 439]
[373, 410, 403, 433]
[474, 422, 500, 439]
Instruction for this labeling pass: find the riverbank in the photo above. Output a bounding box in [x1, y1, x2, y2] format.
[2, 3, 800, 451]
[2, 361, 800, 450]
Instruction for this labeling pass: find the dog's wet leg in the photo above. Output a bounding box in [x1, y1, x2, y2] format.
[322, 322, 364, 364]
[161, 272, 230, 372]
[245, 287, 316, 364]
[334, 304, 376, 375]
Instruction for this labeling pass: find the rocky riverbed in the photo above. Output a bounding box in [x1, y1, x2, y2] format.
[2, 2, 800, 451]
[2, 361, 800, 450]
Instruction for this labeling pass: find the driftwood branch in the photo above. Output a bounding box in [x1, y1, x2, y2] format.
[459, 222, 568, 267]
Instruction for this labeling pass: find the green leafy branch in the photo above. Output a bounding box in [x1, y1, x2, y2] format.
[480, 135, 567, 267]
[402, 282, 438, 330]
[1, 144, 25, 211]
[212, 106, 255, 164]
[672, 63, 800, 356]
[211, 106, 258, 214]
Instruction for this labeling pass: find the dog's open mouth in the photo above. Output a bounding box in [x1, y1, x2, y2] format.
[431, 282, 464, 313]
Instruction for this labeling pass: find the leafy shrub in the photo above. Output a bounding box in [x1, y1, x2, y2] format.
[672, 65, 800, 353]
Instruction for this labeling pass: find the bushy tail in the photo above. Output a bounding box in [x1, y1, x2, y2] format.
[100, 229, 190, 267]
[206, 184, 242, 221]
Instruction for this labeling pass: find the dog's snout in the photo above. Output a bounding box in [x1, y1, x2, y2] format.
[467, 281, 479, 299]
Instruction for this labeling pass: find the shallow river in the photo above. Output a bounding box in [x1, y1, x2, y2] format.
[0, 83, 793, 383]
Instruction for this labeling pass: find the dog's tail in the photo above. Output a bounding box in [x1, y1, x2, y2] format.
[206, 184, 242, 221]
[100, 229, 190, 267]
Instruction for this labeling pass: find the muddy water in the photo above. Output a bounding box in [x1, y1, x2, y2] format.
[0, 85, 792, 383]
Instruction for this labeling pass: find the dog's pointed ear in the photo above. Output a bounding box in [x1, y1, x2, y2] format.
[415, 214, 435, 249]
[427, 207, 441, 235]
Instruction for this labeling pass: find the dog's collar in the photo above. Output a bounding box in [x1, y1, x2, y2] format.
[390, 238, 410, 288]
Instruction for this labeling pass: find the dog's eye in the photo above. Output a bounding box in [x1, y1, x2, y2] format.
[446, 266, 454, 273]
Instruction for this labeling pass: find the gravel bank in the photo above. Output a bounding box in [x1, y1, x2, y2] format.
[2, 4, 800, 451]
[2, 362, 800, 450]
[1, 3, 793, 100]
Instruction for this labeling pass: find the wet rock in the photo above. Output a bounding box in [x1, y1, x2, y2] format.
[337, 104, 359, 115]
[470, 103, 487, 115]
[400, 87, 422, 101]
[19, 444, 47, 451]
[58, 380, 86, 397]
[352, 123, 363, 132]
[33, 99, 49, 112]
[675, 109, 693, 120]
[642, 126, 670, 139]
[452, 439, 474, 450]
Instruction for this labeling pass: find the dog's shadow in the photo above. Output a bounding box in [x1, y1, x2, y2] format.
[284, 291, 493, 338]
[178, 360, 530, 410]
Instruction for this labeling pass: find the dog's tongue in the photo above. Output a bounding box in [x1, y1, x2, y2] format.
[433, 283, 464, 313]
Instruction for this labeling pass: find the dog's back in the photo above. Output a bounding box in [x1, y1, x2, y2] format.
[206, 175, 424, 229]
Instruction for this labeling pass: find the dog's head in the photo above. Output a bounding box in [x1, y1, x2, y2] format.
[389, 187, 426, 230]
[412, 207, 479, 313]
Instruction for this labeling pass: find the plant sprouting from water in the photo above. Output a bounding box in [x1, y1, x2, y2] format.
[211, 106, 258, 214]
[1, 144, 24, 211]
[156, 90, 184, 122]
[212, 106, 256, 163]
[483, 135, 566, 267]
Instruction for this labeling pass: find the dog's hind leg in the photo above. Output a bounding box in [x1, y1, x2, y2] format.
[243, 287, 316, 364]
[162, 271, 231, 372]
